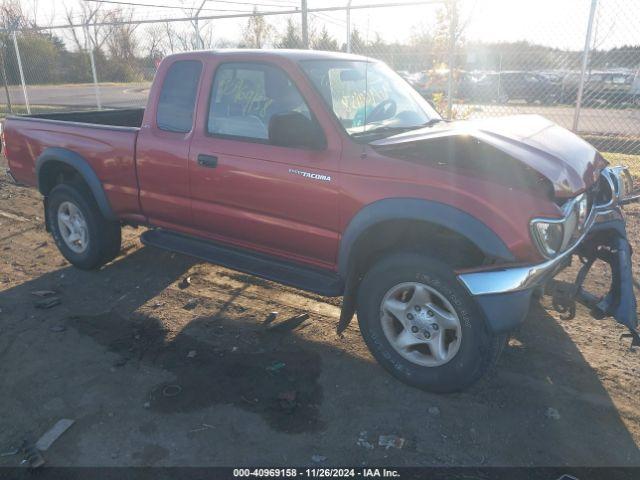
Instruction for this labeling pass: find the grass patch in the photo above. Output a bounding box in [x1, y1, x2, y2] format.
[602, 152, 640, 178]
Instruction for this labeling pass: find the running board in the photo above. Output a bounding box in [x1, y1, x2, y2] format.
[141, 229, 343, 297]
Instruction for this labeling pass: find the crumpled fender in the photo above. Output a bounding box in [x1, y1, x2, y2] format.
[595, 234, 637, 329]
[575, 218, 639, 345]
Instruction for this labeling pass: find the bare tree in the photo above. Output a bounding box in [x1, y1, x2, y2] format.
[145, 24, 165, 58]
[64, 2, 115, 52]
[0, 0, 34, 30]
[105, 9, 139, 60]
[241, 7, 273, 48]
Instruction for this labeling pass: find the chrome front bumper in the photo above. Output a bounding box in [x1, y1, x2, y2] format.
[458, 207, 622, 296]
[458, 165, 634, 297]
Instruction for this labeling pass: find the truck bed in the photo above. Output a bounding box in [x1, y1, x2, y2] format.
[3, 108, 143, 220]
[20, 108, 145, 128]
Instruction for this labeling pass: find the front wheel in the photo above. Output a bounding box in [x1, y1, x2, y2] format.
[356, 253, 505, 392]
[46, 182, 121, 270]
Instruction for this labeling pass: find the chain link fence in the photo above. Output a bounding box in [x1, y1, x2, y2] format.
[0, 0, 638, 155]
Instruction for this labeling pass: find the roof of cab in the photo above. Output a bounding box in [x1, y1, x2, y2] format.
[166, 48, 374, 63]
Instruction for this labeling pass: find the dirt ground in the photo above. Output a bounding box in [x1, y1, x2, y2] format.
[1, 155, 639, 467]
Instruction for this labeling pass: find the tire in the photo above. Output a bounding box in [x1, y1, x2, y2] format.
[356, 252, 506, 393]
[46, 182, 121, 270]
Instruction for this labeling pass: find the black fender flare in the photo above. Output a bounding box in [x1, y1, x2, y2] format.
[338, 198, 514, 278]
[36, 147, 116, 221]
[336, 198, 515, 334]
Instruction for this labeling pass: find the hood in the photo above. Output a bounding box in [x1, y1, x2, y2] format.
[372, 115, 605, 198]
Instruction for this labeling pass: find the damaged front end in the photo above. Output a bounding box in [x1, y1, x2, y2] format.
[458, 165, 640, 346]
[549, 166, 640, 346]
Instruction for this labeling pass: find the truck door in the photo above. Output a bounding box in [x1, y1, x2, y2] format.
[188, 60, 341, 271]
[136, 59, 203, 230]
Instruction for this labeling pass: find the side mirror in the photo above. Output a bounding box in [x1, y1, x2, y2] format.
[268, 112, 326, 150]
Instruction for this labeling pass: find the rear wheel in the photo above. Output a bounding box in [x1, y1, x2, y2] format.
[46, 182, 121, 270]
[356, 253, 505, 392]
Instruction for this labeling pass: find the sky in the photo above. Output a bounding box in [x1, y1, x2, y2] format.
[20, 0, 640, 51]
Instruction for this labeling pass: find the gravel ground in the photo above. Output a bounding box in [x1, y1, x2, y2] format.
[0, 156, 639, 467]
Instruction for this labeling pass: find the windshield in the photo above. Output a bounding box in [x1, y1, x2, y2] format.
[300, 59, 440, 138]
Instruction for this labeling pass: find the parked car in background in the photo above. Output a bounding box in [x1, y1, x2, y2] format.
[498, 71, 561, 104]
[406, 69, 448, 99]
[457, 71, 561, 104]
[457, 71, 500, 103]
[561, 70, 636, 105]
[631, 70, 640, 106]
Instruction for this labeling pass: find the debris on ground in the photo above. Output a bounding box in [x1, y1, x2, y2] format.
[311, 454, 327, 463]
[264, 311, 278, 325]
[113, 357, 128, 368]
[266, 361, 286, 373]
[356, 431, 374, 450]
[30, 290, 56, 298]
[49, 325, 66, 333]
[267, 313, 310, 332]
[35, 297, 61, 309]
[189, 423, 215, 433]
[1, 442, 23, 457]
[162, 384, 183, 397]
[428, 406, 441, 416]
[187, 350, 197, 358]
[0, 210, 28, 222]
[179, 276, 192, 289]
[277, 390, 298, 413]
[545, 407, 561, 420]
[183, 298, 198, 311]
[143, 402, 151, 409]
[378, 434, 406, 450]
[35, 419, 75, 451]
[22, 444, 45, 469]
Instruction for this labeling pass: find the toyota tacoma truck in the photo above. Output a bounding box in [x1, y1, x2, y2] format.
[4, 50, 639, 392]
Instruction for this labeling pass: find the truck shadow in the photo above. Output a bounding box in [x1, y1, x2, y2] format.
[0, 245, 639, 465]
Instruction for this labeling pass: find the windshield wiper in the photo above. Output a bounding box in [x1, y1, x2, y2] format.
[351, 119, 443, 138]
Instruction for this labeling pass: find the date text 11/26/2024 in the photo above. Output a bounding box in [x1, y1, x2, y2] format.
[233, 468, 401, 478]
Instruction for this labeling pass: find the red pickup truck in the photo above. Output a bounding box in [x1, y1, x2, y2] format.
[4, 49, 639, 392]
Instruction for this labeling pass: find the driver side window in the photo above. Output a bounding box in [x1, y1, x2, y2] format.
[207, 62, 312, 142]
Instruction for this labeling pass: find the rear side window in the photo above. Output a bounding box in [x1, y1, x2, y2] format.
[156, 60, 202, 133]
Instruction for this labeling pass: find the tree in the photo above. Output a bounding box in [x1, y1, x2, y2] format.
[64, 2, 115, 52]
[276, 18, 303, 49]
[105, 10, 139, 60]
[347, 28, 366, 54]
[0, 0, 34, 30]
[0, 1, 68, 85]
[240, 7, 273, 48]
[311, 26, 338, 51]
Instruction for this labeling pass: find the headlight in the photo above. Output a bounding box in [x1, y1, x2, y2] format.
[532, 221, 564, 257]
[530, 193, 588, 258]
[603, 166, 635, 204]
[616, 167, 633, 200]
[576, 193, 588, 229]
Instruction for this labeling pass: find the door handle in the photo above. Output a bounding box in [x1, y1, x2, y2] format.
[197, 154, 218, 168]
